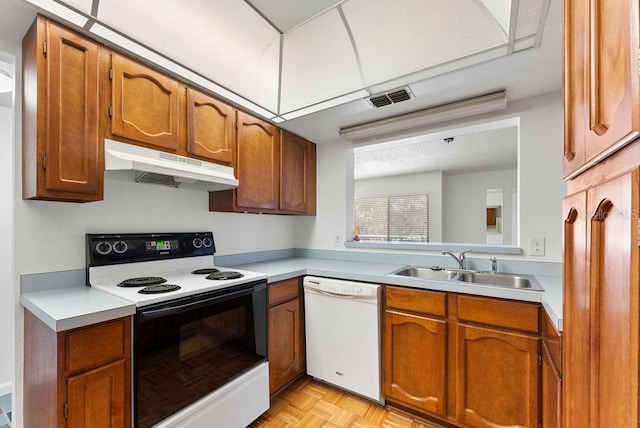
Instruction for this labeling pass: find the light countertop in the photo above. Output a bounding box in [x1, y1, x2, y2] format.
[21, 256, 562, 333]
[21, 286, 135, 332]
[230, 257, 563, 332]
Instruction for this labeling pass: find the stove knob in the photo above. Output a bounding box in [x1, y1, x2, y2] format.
[202, 237, 213, 248]
[96, 241, 112, 255]
[113, 241, 128, 254]
[192, 238, 203, 248]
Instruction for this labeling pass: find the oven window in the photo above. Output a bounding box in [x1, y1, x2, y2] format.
[135, 284, 267, 428]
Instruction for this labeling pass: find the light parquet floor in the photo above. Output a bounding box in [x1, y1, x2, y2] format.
[249, 377, 447, 428]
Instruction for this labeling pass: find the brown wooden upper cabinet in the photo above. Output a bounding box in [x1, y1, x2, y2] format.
[280, 131, 316, 214]
[186, 88, 234, 164]
[563, 0, 640, 178]
[110, 53, 181, 151]
[22, 16, 103, 202]
[209, 115, 317, 215]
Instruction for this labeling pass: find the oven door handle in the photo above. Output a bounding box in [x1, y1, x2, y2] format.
[138, 283, 264, 321]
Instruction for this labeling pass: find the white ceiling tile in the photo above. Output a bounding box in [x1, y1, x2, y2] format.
[342, 0, 506, 87]
[514, 0, 544, 39]
[97, 0, 281, 112]
[478, 0, 512, 35]
[60, 0, 94, 14]
[280, 8, 362, 113]
[246, 0, 345, 33]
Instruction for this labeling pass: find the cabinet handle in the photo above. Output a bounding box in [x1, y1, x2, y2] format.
[588, 0, 609, 136]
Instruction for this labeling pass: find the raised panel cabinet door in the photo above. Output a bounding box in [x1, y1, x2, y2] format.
[562, 190, 589, 428]
[268, 297, 304, 394]
[235, 111, 279, 210]
[111, 53, 180, 151]
[186, 88, 233, 164]
[541, 344, 562, 428]
[280, 132, 316, 214]
[455, 324, 539, 428]
[383, 310, 446, 416]
[586, 170, 639, 428]
[22, 17, 103, 201]
[563, 0, 640, 178]
[67, 360, 126, 427]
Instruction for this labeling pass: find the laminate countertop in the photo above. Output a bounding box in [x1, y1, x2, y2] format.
[229, 257, 563, 332]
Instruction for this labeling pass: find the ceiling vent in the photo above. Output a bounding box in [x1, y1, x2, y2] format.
[367, 87, 414, 108]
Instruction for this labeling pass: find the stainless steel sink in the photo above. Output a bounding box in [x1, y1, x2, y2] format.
[455, 272, 544, 291]
[387, 266, 544, 291]
[389, 266, 460, 281]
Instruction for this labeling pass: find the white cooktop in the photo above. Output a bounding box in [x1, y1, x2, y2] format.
[88, 256, 267, 307]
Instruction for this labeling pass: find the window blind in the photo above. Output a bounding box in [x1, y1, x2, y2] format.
[354, 194, 429, 242]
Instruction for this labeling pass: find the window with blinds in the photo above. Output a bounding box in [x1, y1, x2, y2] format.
[354, 194, 429, 242]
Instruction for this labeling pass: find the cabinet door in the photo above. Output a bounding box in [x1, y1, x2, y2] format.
[67, 360, 126, 427]
[383, 310, 446, 416]
[235, 111, 279, 210]
[562, 190, 589, 427]
[456, 324, 538, 428]
[586, 170, 639, 427]
[111, 53, 181, 151]
[563, 0, 640, 178]
[186, 88, 233, 164]
[268, 297, 304, 394]
[22, 18, 102, 201]
[541, 344, 561, 428]
[280, 132, 316, 214]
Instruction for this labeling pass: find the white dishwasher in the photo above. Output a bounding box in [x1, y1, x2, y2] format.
[303, 276, 382, 402]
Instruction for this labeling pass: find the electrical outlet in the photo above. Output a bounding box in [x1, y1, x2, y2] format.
[334, 235, 342, 247]
[530, 237, 545, 256]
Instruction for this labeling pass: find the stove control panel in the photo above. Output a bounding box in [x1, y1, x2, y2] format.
[87, 232, 215, 266]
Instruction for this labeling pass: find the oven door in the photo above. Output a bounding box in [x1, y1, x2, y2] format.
[134, 279, 267, 428]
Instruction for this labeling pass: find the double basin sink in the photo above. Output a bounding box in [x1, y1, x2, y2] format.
[388, 266, 544, 291]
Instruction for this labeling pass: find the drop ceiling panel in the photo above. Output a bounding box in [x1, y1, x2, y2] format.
[280, 8, 362, 113]
[60, 0, 93, 14]
[96, 0, 280, 112]
[478, 0, 512, 35]
[342, 0, 507, 87]
[515, 0, 545, 39]
[246, 0, 345, 33]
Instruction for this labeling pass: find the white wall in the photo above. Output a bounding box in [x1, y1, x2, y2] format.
[354, 170, 444, 242]
[296, 92, 566, 261]
[444, 168, 516, 245]
[0, 105, 14, 394]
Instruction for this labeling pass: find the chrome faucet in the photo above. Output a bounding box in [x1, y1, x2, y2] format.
[442, 250, 472, 270]
[491, 257, 498, 274]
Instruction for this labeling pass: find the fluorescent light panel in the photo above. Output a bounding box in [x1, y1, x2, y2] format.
[281, 90, 369, 120]
[339, 91, 507, 142]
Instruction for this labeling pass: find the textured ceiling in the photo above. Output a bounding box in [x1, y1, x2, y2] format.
[354, 126, 518, 180]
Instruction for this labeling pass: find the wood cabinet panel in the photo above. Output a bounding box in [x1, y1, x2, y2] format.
[186, 88, 233, 164]
[383, 310, 447, 416]
[586, 170, 639, 427]
[269, 278, 300, 306]
[541, 343, 562, 428]
[456, 295, 539, 334]
[268, 295, 304, 394]
[22, 16, 103, 202]
[385, 285, 446, 317]
[235, 111, 279, 210]
[455, 324, 539, 428]
[67, 360, 126, 427]
[280, 131, 316, 214]
[110, 53, 181, 151]
[23, 311, 132, 428]
[563, 0, 640, 178]
[562, 190, 588, 427]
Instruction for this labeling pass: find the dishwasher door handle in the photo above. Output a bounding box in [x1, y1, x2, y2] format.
[311, 288, 356, 298]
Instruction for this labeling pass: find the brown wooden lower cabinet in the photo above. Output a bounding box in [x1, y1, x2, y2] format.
[24, 310, 131, 427]
[268, 278, 305, 394]
[383, 285, 544, 428]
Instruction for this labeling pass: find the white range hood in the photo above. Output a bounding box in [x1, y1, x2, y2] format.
[104, 139, 238, 191]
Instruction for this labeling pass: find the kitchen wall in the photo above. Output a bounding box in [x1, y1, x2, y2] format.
[296, 91, 566, 262]
[444, 168, 517, 244]
[354, 170, 444, 242]
[0, 104, 14, 394]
